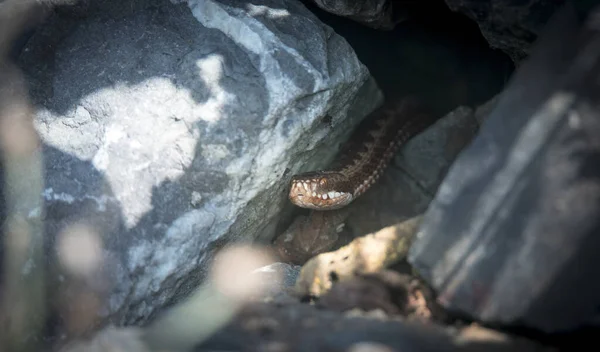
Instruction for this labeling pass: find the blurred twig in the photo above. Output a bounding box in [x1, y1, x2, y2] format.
[0, 1, 54, 351]
[59, 246, 276, 352]
[141, 246, 274, 352]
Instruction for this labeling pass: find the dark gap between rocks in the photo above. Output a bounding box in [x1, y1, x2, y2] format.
[273, 0, 515, 262]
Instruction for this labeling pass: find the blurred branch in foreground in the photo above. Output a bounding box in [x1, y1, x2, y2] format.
[0, 0, 57, 351]
[60, 245, 277, 352]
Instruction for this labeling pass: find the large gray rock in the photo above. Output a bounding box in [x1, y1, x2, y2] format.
[408, 5, 600, 333]
[18, 0, 381, 327]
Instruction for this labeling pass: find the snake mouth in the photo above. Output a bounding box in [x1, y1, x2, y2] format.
[288, 173, 353, 210]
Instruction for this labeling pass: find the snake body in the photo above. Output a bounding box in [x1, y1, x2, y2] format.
[289, 96, 435, 211]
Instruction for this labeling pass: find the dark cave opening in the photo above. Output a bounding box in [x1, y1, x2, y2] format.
[299, 0, 515, 117]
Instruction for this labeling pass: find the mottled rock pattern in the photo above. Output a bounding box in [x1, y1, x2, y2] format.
[17, 0, 381, 326]
[316, 270, 445, 324]
[408, 6, 600, 333]
[294, 216, 421, 298]
[316, 270, 412, 315]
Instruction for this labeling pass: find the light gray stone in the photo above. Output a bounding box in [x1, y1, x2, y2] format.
[20, 0, 382, 325]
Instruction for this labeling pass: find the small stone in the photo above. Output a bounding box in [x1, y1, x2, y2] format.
[190, 191, 202, 207]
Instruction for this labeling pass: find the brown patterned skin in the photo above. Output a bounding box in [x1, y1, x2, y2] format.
[276, 96, 436, 264]
[289, 96, 433, 210]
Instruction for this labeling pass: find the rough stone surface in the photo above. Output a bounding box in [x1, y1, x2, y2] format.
[408, 6, 600, 333]
[344, 104, 480, 237]
[306, 0, 399, 30]
[444, 0, 568, 64]
[17, 0, 382, 326]
[294, 216, 422, 298]
[196, 301, 551, 352]
[57, 305, 552, 352]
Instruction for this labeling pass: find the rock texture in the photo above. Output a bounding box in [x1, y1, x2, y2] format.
[294, 216, 422, 298]
[307, 0, 399, 30]
[444, 0, 568, 64]
[17, 0, 381, 327]
[289, 100, 484, 297]
[58, 304, 553, 352]
[345, 104, 480, 237]
[196, 301, 551, 352]
[408, 5, 600, 333]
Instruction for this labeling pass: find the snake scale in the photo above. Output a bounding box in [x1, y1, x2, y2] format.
[274, 95, 437, 264]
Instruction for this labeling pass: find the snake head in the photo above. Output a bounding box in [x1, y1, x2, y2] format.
[289, 171, 353, 210]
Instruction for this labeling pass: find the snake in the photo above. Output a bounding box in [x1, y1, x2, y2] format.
[274, 95, 438, 265]
[288, 95, 436, 211]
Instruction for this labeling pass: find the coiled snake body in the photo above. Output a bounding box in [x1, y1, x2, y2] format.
[276, 96, 436, 264]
